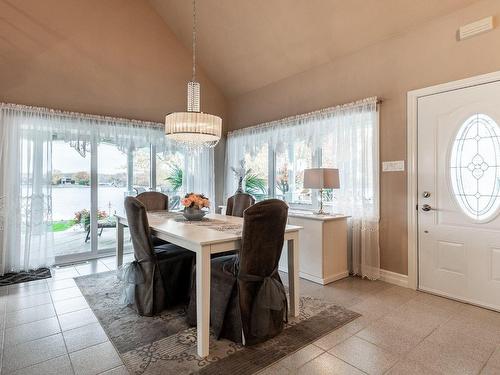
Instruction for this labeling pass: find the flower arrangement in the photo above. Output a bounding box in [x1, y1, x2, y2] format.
[181, 193, 210, 210]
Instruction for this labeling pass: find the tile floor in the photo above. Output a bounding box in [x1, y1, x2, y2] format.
[1, 256, 500, 374]
[0, 255, 134, 375]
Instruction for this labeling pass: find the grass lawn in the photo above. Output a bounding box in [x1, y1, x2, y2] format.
[51, 219, 77, 232]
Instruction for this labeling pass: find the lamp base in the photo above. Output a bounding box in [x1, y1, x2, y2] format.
[313, 209, 328, 215]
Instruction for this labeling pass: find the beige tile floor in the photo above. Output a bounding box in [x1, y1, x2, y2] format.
[261, 277, 500, 375]
[1, 257, 500, 375]
[0, 255, 134, 375]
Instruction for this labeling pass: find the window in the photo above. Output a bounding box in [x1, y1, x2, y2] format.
[450, 113, 500, 221]
[97, 142, 130, 253]
[1, 104, 215, 272]
[133, 147, 151, 192]
[275, 141, 313, 204]
[244, 144, 269, 201]
[52, 140, 92, 258]
[321, 134, 339, 206]
[156, 150, 185, 209]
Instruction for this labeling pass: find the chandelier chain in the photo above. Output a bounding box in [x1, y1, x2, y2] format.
[192, 0, 196, 82]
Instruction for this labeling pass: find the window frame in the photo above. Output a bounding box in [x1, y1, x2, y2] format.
[54, 140, 179, 264]
[252, 142, 323, 211]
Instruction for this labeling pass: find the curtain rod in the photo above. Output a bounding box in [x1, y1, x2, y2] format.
[0, 102, 164, 129]
[228, 96, 379, 136]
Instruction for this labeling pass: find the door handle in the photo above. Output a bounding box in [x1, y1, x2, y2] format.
[421, 204, 434, 212]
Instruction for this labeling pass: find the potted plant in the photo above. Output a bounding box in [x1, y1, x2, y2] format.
[181, 193, 210, 221]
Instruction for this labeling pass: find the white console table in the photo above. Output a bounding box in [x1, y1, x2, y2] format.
[279, 211, 349, 285]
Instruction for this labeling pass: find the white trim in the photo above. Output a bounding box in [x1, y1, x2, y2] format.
[407, 70, 500, 291]
[278, 267, 349, 285]
[419, 286, 500, 313]
[379, 269, 409, 288]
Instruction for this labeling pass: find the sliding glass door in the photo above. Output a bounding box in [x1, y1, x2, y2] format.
[54, 141, 138, 263]
[1, 104, 215, 273]
[97, 142, 132, 256]
[51, 140, 93, 260]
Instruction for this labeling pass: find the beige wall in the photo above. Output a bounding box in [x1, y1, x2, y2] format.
[0, 0, 228, 205]
[3, 0, 500, 273]
[228, 0, 500, 275]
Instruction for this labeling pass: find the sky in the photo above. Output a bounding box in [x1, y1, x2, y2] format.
[52, 142, 127, 175]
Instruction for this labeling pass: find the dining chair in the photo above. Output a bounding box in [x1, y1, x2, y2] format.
[136, 191, 169, 211]
[187, 199, 289, 345]
[136, 191, 169, 246]
[124, 196, 194, 316]
[225, 193, 255, 217]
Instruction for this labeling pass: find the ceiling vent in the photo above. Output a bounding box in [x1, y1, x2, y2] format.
[458, 16, 494, 40]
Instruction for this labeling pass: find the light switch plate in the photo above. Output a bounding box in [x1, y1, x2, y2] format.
[382, 160, 405, 172]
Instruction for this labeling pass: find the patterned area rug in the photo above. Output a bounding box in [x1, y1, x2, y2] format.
[75, 271, 360, 375]
[0, 268, 51, 287]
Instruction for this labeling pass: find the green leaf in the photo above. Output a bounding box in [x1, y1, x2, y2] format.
[244, 173, 267, 195]
[165, 165, 183, 192]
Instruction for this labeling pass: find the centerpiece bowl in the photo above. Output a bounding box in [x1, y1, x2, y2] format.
[181, 193, 210, 221]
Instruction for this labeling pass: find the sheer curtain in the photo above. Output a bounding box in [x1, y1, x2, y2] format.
[0, 103, 214, 275]
[225, 97, 380, 280]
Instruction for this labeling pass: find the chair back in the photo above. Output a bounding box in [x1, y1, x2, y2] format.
[124, 196, 155, 262]
[226, 193, 255, 217]
[237, 199, 289, 343]
[136, 192, 169, 211]
[238, 199, 288, 277]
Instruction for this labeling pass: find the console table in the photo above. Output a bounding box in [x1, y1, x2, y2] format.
[279, 211, 349, 285]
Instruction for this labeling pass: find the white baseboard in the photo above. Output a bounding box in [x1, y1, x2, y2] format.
[321, 271, 350, 284]
[379, 269, 409, 288]
[278, 266, 349, 285]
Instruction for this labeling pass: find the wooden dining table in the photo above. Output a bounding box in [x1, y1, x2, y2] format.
[115, 211, 302, 357]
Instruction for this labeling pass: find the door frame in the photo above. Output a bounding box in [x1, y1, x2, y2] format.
[407, 70, 500, 290]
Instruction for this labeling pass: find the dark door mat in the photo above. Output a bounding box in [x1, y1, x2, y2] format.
[0, 268, 52, 287]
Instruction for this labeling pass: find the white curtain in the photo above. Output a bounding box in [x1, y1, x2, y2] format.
[225, 97, 380, 280]
[0, 103, 214, 274]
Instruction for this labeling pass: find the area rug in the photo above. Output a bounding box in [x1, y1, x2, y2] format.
[0, 267, 51, 287]
[75, 271, 360, 375]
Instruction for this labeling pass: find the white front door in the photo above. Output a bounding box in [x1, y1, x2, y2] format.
[418, 80, 500, 310]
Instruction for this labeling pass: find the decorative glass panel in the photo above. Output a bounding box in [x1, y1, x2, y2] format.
[450, 114, 500, 221]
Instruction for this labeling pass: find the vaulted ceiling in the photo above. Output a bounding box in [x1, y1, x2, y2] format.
[150, 0, 480, 97]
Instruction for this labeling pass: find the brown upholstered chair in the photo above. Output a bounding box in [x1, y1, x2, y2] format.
[225, 193, 255, 217]
[136, 191, 168, 211]
[124, 197, 194, 316]
[136, 192, 169, 246]
[187, 199, 289, 345]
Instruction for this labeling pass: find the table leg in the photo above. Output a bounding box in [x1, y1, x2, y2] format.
[196, 246, 211, 357]
[288, 234, 300, 317]
[116, 220, 124, 269]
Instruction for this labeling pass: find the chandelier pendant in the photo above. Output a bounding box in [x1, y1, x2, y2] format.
[165, 0, 222, 149]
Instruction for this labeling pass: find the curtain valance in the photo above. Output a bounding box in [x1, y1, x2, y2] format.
[227, 97, 377, 155]
[0, 103, 177, 152]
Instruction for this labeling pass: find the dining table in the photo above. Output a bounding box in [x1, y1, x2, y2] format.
[115, 211, 302, 357]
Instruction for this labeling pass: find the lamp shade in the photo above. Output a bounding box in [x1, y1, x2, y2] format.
[165, 111, 222, 148]
[303, 168, 340, 189]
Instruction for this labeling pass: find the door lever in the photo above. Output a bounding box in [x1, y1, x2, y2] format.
[421, 204, 434, 212]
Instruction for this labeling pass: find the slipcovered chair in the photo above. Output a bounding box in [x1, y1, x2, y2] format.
[187, 199, 289, 345]
[136, 191, 168, 211]
[136, 191, 169, 246]
[225, 193, 255, 217]
[123, 197, 194, 316]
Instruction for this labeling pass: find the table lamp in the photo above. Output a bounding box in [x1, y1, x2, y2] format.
[303, 168, 340, 215]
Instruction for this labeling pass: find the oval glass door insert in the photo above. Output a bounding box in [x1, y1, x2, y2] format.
[450, 113, 500, 221]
